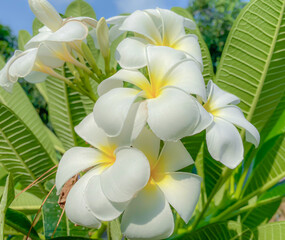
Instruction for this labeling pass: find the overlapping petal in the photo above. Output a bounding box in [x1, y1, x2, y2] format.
[55, 147, 106, 193]
[65, 169, 101, 228]
[121, 183, 174, 240]
[156, 173, 201, 223]
[206, 118, 244, 169]
[216, 106, 260, 147]
[85, 175, 128, 221]
[147, 87, 200, 141]
[115, 38, 149, 69]
[155, 141, 194, 173]
[100, 147, 150, 203]
[93, 87, 141, 137]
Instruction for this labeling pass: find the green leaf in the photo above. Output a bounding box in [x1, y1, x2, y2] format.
[0, 104, 56, 197]
[216, 0, 285, 137]
[45, 74, 94, 150]
[243, 133, 285, 197]
[0, 187, 41, 214]
[42, 188, 91, 239]
[0, 83, 57, 162]
[173, 221, 253, 240]
[171, 7, 214, 84]
[17, 30, 31, 51]
[52, 238, 91, 240]
[32, 18, 44, 36]
[255, 221, 285, 240]
[5, 208, 40, 240]
[0, 174, 14, 240]
[45, 127, 65, 154]
[65, 0, 96, 19]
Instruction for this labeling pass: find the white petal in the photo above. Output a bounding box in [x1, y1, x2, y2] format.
[25, 31, 52, 49]
[173, 34, 203, 70]
[47, 21, 88, 42]
[24, 71, 48, 83]
[146, 46, 186, 87]
[55, 147, 104, 194]
[156, 172, 201, 223]
[28, 0, 63, 32]
[155, 141, 194, 173]
[206, 80, 240, 109]
[65, 169, 101, 228]
[98, 69, 149, 96]
[74, 113, 111, 150]
[120, 10, 162, 44]
[85, 175, 127, 221]
[206, 118, 244, 169]
[37, 43, 65, 68]
[133, 127, 160, 168]
[115, 101, 148, 144]
[191, 102, 213, 135]
[93, 88, 141, 137]
[216, 106, 260, 147]
[184, 18, 196, 30]
[100, 147, 150, 203]
[158, 8, 185, 45]
[121, 183, 174, 240]
[8, 49, 38, 79]
[67, 17, 97, 28]
[107, 15, 128, 25]
[147, 87, 200, 141]
[109, 25, 124, 44]
[116, 37, 148, 69]
[165, 59, 206, 99]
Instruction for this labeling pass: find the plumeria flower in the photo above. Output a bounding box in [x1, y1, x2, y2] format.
[202, 81, 260, 168]
[93, 46, 212, 141]
[110, 8, 203, 70]
[56, 110, 150, 228]
[0, 42, 82, 89]
[25, 0, 97, 49]
[115, 128, 201, 239]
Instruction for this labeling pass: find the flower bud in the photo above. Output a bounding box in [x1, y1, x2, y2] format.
[96, 17, 110, 59]
[28, 0, 62, 32]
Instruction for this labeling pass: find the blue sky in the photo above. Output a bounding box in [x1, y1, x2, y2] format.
[0, 0, 190, 35]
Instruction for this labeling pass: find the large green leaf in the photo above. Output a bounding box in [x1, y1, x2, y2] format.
[5, 208, 40, 240]
[17, 30, 31, 51]
[0, 187, 42, 214]
[243, 133, 285, 197]
[65, 0, 96, 19]
[173, 221, 253, 240]
[216, 0, 285, 136]
[45, 74, 94, 150]
[0, 174, 14, 240]
[255, 221, 285, 240]
[0, 83, 57, 162]
[171, 7, 214, 84]
[0, 104, 55, 196]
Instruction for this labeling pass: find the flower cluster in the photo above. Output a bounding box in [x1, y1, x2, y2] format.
[0, 1, 260, 239]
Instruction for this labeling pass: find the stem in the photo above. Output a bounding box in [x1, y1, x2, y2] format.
[189, 167, 233, 231]
[104, 55, 110, 75]
[107, 222, 111, 240]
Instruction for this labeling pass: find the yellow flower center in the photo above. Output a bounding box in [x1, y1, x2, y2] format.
[203, 101, 220, 116]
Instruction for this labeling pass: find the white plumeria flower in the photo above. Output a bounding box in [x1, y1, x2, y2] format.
[110, 8, 203, 70]
[56, 111, 150, 227]
[0, 45, 67, 90]
[116, 128, 201, 239]
[203, 81, 260, 168]
[26, 0, 97, 49]
[93, 46, 212, 141]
